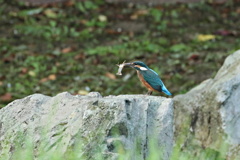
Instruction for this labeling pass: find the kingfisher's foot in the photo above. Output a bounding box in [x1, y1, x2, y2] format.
[146, 91, 152, 95]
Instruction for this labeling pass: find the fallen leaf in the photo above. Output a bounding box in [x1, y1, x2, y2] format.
[215, 30, 237, 36]
[28, 71, 36, 77]
[135, 9, 149, 15]
[48, 74, 56, 80]
[0, 93, 12, 101]
[61, 47, 72, 53]
[129, 31, 134, 38]
[78, 90, 89, 95]
[74, 53, 85, 60]
[197, 34, 216, 41]
[55, 62, 61, 66]
[40, 74, 57, 83]
[236, 7, 240, 14]
[80, 19, 88, 25]
[105, 29, 122, 35]
[0, 81, 3, 86]
[40, 78, 48, 83]
[21, 67, 28, 74]
[130, 9, 149, 20]
[64, 0, 74, 6]
[98, 15, 107, 22]
[188, 54, 200, 61]
[105, 72, 116, 80]
[130, 14, 138, 20]
[44, 9, 57, 18]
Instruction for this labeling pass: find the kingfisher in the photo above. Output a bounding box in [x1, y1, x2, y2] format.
[124, 61, 172, 96]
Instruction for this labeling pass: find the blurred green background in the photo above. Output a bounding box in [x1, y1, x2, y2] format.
[0, 0, 240, 108]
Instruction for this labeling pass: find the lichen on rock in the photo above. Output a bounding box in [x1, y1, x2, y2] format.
[173, 50, 240, 159]
[0, 92, 173, 160]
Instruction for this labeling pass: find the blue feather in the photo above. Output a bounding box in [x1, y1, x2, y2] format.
[132, 61, 172, 96]
[140, 69, 172, 96]
[161, 84, 172, 96]
[149, 69, 158, 76]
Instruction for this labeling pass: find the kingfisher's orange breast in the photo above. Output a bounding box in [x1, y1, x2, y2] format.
[137, 71, 158, 92]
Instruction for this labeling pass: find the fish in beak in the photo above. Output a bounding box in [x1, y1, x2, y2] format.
[116, 61, 133, 75]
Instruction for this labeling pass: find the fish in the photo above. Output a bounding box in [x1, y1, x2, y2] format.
[116, 60, 126, 75]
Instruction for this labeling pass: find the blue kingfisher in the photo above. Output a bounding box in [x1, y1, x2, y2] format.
[124, 61, 172, 96]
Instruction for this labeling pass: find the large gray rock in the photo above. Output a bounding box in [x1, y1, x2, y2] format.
[174, 50, 240, 159]
[0, 93, 173, 160]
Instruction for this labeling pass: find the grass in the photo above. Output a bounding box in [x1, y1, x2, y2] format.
[0, 129, 230, 160]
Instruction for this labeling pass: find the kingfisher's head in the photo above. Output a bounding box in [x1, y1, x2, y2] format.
[125, 61, 149, 71]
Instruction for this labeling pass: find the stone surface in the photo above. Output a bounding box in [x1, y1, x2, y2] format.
[0, 93, 173, 160]
[173, 50, 240, 158]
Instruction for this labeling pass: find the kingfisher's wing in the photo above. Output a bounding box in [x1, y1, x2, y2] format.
[141, 70, 163, 92]
[141, 69, 172, 95]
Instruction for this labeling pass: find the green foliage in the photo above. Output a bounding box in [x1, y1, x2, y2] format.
[1, 0, 240, 107]
[76, 1, 99, 13]
[149, 8, 163, 22]
[0, 129, 230, 160]
[14, 21, 80, 41]
[170, 43, 190, 53]
[17, 8, 43, 17]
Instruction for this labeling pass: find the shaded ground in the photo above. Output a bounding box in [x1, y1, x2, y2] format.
[0, 0, 240, 107]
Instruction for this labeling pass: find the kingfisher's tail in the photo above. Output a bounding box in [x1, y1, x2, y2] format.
[162, 85, 172, 96]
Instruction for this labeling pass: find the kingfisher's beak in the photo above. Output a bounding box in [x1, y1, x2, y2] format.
[124, 63, 134, 67]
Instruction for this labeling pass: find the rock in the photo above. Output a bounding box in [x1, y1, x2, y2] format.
[173, 50, 240, 158]
[0, 93, 173, 160]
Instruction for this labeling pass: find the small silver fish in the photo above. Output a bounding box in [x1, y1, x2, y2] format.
[116, 61, 125, 75]
[116, 61, 132, 75]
